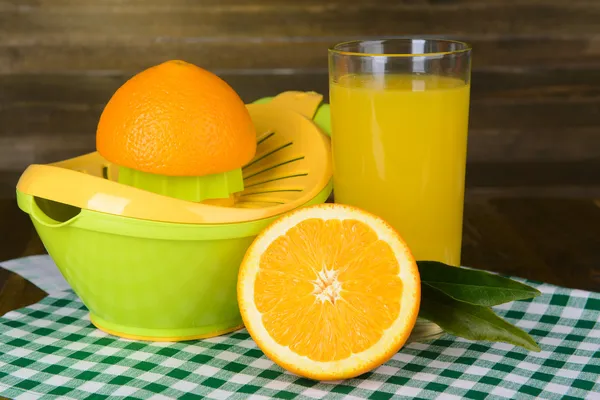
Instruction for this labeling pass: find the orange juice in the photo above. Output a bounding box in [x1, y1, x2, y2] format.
[330, 74, 470, 265]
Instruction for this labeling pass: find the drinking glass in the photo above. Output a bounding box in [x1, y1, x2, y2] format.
[328, 39, 471, 266]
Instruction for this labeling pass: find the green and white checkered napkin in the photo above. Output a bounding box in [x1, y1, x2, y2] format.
[1, 256, 599, 399]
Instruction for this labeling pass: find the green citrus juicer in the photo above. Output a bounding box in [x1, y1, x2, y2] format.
[16, 91, 333, 341]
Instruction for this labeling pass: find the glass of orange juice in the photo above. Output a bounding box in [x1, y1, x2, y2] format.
[329, 39, 472, 266]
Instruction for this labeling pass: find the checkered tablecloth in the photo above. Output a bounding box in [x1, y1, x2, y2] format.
[1, 256, 599, 399]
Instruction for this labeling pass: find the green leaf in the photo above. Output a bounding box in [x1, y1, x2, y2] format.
[417, 261, 541, 307]
[419, 285, 541, 352]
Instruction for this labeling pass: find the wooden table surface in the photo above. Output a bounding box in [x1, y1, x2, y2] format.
[1, 192, 600, 317]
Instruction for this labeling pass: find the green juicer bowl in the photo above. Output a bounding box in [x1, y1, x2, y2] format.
[16, 183, 332, 341]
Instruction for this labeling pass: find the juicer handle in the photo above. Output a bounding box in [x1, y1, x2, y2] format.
[22, 194, 82, 228]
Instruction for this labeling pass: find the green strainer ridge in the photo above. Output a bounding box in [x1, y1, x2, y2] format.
[118, 166, 244, 202]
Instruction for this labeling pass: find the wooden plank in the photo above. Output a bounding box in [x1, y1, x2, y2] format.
[0, 73, 326, 104]
[1, 0, 597, 12]
[475, 68, 600, 101]
[2, 70, 599, 129]
[2, 36, 600, 74]
[3, 68, 600, 106]
[1, 2, 599, 42]
[0, 40, 330, 74]
[1, 127, 599, 172]
[0, 197, 46, 263]
[466, 128, 600, 163]
[2, 111, 599, 165]
[3, 89, 600, 135]
[465, 162, 600, 188]
[2, 0, 594, 8]
[1, 0, 597, 13]
[0, 131, 97, 172]
[466, 186, 600, 199]
[471, 100, 600, 130]
[0, 171, 21, 199]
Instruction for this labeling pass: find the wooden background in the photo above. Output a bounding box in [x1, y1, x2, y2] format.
[1, 0, 600, 199]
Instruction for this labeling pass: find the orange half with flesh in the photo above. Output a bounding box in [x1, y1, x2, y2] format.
[237, 204, 421, 380]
